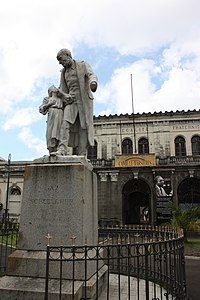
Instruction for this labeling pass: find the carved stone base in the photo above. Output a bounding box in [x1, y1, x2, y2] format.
[0, 276, 83, 300]
[0, 265, 108, 300]
[7, 248, 104, 281]
[0, 156, 102, 299]
[18, 157, 98, 250]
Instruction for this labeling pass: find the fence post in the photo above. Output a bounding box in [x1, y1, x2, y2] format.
[145, 244, 150, 300]
[44, 245, 50, 300]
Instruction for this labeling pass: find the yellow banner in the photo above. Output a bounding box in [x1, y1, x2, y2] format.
[115, 154, 156, 167]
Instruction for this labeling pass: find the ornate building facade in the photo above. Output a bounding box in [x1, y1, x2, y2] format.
[1, 109, 200, 225]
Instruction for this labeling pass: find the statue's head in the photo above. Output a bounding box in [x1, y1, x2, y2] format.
[155, 176, 164, 187]
[48, 85, 57, 96]
[57, 49, 73, 68]
[57, 48, 72, 59]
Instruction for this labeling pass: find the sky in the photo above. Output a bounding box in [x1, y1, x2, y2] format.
[1, 0, 200, 161]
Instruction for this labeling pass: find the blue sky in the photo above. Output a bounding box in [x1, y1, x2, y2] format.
[1, 0, 200, 161]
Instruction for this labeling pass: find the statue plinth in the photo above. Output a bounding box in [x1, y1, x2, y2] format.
[18, 156, 98, 249]
[0, 156, 107, 299]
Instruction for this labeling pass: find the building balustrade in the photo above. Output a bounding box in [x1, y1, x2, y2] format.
[89, 155, 200, 168]
[158, 155, 200, 165]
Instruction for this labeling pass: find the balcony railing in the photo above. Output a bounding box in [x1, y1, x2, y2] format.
[89, 155, 200, 167]
[158, 155, 200, 165]
[90, 158, 115, 167]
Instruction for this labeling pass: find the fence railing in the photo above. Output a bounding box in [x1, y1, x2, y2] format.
[0, 222, 19, 274]
[45, 226, 188, 300]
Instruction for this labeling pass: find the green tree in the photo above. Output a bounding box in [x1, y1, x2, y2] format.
[168, 203, 200, 241]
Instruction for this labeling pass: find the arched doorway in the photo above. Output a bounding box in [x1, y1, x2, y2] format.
[178, 177, 200, 208]
[122, 179, 151, 224]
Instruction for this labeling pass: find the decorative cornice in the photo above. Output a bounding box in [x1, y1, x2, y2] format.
[93, 109, 200, 120]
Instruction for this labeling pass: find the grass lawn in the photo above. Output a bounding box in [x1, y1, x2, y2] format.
[185, 238, 200, 256]
[0, 232, 18, 247]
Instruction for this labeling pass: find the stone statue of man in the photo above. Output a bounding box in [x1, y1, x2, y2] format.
[51, 48, 98, 156]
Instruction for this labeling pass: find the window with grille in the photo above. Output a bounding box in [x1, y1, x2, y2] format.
[87, 140, 97, 159]
[122, 138, 133, 155]
[10, 187, 21, 195]
[175, 136, 186, 156]
[191, 135, 200, 156]
[138, 137, 149, 154]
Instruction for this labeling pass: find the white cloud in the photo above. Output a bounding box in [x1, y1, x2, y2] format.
[96, 57, 200, 115]
[152, 68, 200, 111]
[77, 0, 200, 54]
[3, 108, 41, 130]
[18, 127, 47, 156]
[1, 0, 200, 116]
[96, 59, 160, 114]
[1, 0, 200, 159]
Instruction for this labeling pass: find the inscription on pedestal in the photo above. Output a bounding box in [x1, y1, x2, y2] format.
[18, 161, 98, 250]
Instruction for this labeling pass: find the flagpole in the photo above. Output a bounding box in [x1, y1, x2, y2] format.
[119, 119, 123, 154]
[131, 74, 137, 153]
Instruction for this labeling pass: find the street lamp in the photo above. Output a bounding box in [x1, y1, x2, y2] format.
[4, 153, 11, 228]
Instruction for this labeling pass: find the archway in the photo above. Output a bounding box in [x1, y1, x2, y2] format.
[178, 177, 200, 208]
[122, 179, 151, 224]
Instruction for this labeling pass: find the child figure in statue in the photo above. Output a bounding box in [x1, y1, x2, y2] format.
[39, 85, 63, 154]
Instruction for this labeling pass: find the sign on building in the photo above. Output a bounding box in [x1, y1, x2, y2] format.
[115, 154, 156, 167]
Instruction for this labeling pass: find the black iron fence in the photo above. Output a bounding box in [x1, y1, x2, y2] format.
[0, 222, 19, 274]
[45, 226, 188, 300]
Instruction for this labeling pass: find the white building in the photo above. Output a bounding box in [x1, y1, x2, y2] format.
[1, 109, 200, 224]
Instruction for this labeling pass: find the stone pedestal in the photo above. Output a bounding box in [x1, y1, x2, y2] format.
[0, 156, 107, 299]
[18, 156, 98, 249]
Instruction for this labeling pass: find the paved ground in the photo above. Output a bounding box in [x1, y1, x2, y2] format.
[0, 244, 14, 274]
[98, 258, 200, 299]
[99, 274, 171, 300]
[185, 256, 200, 300]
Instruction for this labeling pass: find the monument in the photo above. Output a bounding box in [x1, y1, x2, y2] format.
[0, 49, 107, 299]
